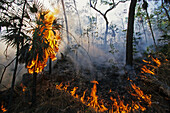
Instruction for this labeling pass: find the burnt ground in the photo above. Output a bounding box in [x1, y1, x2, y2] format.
[0, 56, 170, 113]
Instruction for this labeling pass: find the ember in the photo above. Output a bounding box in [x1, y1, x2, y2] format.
[20, 83, 27, 92]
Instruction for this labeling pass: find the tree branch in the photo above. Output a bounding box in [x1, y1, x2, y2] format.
[161, 0, 170, 21]
[89, 0, 104, 16]
[105, 0, 128, 16]
[0, 57, 16, 84]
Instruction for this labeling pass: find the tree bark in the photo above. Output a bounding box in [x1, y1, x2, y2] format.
[104, 17, 109, 46]
[49, 58, 52, 75]
[126, 0, 137, 66]
[61, 0, 69, 44]
[32, 72, 37, 106]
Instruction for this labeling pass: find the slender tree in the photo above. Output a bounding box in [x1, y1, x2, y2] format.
[161, 0, 170, 21]
[126, 0, 137, 66]
[142, 0, 157, 49]
[89, 0, 127, 46]
[61, 0, 69, 45]
[4, 0, 28, 112]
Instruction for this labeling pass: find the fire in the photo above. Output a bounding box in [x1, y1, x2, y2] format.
[141, 65, 155, 75]
[151, 56, 161, 67]
[80, 89, 87, 104]
[130, 83, 152, 106]
[141, 56, 161, 76]
[55, 80, 152, 112]
[1, 103, 7, 112]
[27, 9, 61, 74]
[70, 87, 78, 97]
[55, 81, 108, 112]
[110, 96, 131, 113]
[109, 94, 148, 113]
[87, 81, 108, 112]
[20, 83, 27, 92]
[56, 82, 63, 90]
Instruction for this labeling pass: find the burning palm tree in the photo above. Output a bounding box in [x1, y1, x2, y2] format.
[20, 9, 61, 105]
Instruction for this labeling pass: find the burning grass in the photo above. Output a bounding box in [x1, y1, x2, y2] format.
[1, 55, 169, 113]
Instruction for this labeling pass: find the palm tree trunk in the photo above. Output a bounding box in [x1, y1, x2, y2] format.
[126, 0, 137, 66]
[49, 58, 52, 75]
[32, 72, 37, 106]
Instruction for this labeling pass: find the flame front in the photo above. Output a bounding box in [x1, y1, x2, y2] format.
[56, 81, 108, 112]
[27, 9, 60, 74]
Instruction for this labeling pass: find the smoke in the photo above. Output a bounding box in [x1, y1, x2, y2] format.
[0, 42, 27, 91]
[54, 0, 164, 80]
[0, 0, 164, 90]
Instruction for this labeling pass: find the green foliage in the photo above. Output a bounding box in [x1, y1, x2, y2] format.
[109, 44, 118, 54]
[0, 0, 31, 49]
[160, 43, 170, 60]
[101, 0, 115, 6]
[143, 46, 155, 56]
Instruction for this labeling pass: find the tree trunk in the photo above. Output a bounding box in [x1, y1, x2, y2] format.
[49, 58, 52, 75]
[126, 0, 137, 66]
[7, 1, 26, 112]
[104, 20, 109, 47]
[142, 20, 147, 43]
[73, 0, 82, 35]
[32, 72, 37, 106]
[145, 10, 157, 49]
[7, 42, 19, 112]
[161, 0, 170, 21]
[61, 0, 69, 44]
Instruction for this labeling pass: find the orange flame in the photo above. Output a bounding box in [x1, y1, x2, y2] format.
[20, 83, 27, 92]
[151, 56, 161, 67]
[1, 103, 7, 112]
[141, 56, 161, 76]
[56, 82, 63, 90]
[110, 96, 131, 113]
[131, 83, 151, 106]
[55, 80, 151, 113]
[70, 87, 78, 97]
[27, 9, 60, 74]
[87, 81, 108, 112]
[141, 65, 155, 75]
[80, 89, 87, 104]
